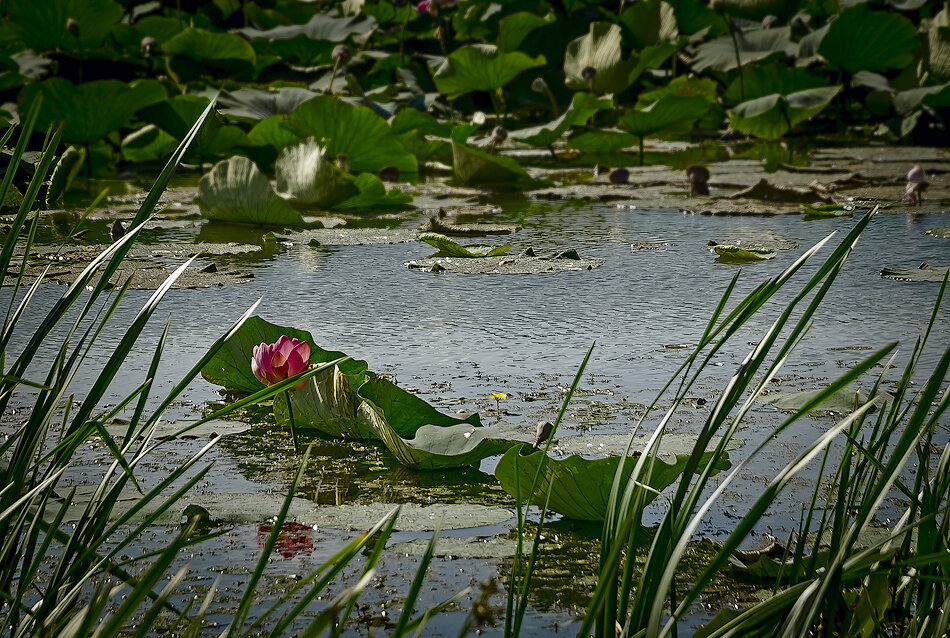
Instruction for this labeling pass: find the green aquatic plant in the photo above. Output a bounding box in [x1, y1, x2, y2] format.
[195, 156, 304, 226]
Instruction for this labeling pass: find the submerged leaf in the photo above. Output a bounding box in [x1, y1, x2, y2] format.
[195, 156, 304, 226]
[495, 444, 730, 521]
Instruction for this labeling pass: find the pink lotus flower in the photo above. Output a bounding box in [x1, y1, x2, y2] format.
[252, 336, 311, 390]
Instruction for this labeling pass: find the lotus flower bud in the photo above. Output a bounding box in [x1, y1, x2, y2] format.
[761, 14, 778, 29]
[251, 335, 311, 390]
[332, 44, 351, 65]
[417, 1, 437, 16]
[907, 164, 927, 184]
[534, 420, 553, 447]
[687, 165, 710, 196]
[531, 77, 550, 94]
[335, 154, 349, 173]
[140, 36, 157, 55]
[491, 126, 507, 143]
[66, 18, 79, 34]
[110, 219, 125, 242]
[581, 66, 597, 83]
[609, 167, 629, 185]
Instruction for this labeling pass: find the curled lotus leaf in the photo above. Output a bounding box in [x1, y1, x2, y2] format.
[509, 93, 613, 148]
[729, 86, 841, 140]
[564, 22, 636, 95]
[195, 156, 304, 226]
[418, 232, 511, 258]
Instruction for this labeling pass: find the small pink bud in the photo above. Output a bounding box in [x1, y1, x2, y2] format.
[66, 18, 79, 34]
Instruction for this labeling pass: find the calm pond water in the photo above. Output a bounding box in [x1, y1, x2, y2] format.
[6, 191, 950, 635]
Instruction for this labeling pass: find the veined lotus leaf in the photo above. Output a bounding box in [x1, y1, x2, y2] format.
[274, 364, 374, 438]
[818, 4, 919, 74]
[200, 315, 368, 394]
[928, 5, 950, 81]
[365, 419, 534, 470]
[495, 444, 731, 522]
[331, 173, 412, 211]
[509, 93, 613, 148]
[248, 115, 303, 149]
[619, 0, 677, 49]
[418, 232, 511, 258]
[760, 384, 888, 415]
[45, 145, 85, 207]
[638, 76, 718, 108]
[195, 156, 304, 226]
[234, 13, 376, 43]
[0, 0, 123, 52]
[801, 203, 852, 217]
[567, 130, 639, 153]
[218, 88, 317, 121]
[723, 64, 825, 104]
[564, 22, 636, 95]
[121, 124, 179, 163]
[620, 94, 710, 137]
[18, 79, 166, 145]
[729, 86, 841, 140]
[357, 375, 481, 440]
[162, 28, 257, 79]
[139, 95, 252, 161]
[252, 35, 336, 67]
[451, 140, 531, 185]
[893, 84, 950, 116]
[274, 138, 358, 207]
[433, 44, 545, 100]
[665, 0, 729, 37]
[289, 96, 417, 174]
[395, 130, 452, 164]
[390, 109, 453, 138]
[496, 11, 555, 52]
[881, 264, 950, 283]
[711, 245, 775, 263]
[691, 27, 795, 73]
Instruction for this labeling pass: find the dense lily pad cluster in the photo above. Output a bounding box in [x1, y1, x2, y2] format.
[1, 0, 947, 200]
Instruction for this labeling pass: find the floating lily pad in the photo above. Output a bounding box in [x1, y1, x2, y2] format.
[196, 156, 304, 226]
[727, 179, 832, 204]
[309, 503, 513, 532]
[433, 44, 545, 99]
[200, 316, 367, 394]
[418, 232, 511, 258]
[105, 418, 251, 441]
[495, 444, 730, 522]
[279, 228, 419, 246]
[405, 251, 604, 275]
[759, 385, 887, 415]
[551, 433, 741, 460]
[801, 203, 852, 217]
[880, 263, 950, 282]
[357, 375, 481, 440]
[709, 243, 775, 263]
[926, 228, 950, 239]
[274, 138, 358, 207]
[7, 259, 256, 290]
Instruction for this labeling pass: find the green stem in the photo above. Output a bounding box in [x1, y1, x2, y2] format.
[285, 390, 299, 453]
[726, 15, 744, 102]
[399, 12, 410, 66]
[639, 136, 645, 167]
[326, 60, 340, 96]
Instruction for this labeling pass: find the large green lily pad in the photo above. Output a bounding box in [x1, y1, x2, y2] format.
[730, 86, 841, 140]
[620, 94, 710, 138]
[451, 141, 532, 186]
[195, 157, 304, 226]
[19, 79, 166, 144]
[418, 232, 511, 258]
[289, 96, 417, 174]
[760, 385, 889, 415]
[509, 93, 612, 148]
[495, 444, 730, 522]
[357, 375, 481, 440]
[200, 316, 367, 394]
[1, 0, 123, 51]
[818, 4, 919, 74]
[433, 44, 545, 99]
